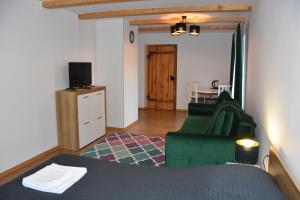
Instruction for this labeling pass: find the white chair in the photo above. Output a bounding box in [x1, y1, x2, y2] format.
[218, 85, 231, 96]
[188, 82, 200, 103]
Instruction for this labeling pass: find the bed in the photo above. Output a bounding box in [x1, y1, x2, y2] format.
[0, 149, 297, 200]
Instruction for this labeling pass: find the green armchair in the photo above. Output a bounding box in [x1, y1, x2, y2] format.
[165, 101, 256, 167]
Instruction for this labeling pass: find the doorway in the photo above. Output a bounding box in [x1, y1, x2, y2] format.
[146, 45, 177, 111]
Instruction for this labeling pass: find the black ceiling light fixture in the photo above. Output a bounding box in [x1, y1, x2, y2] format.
[171, 25, 180, 36]
[170, 16, 200, 36]
[189, 25, 200, 36]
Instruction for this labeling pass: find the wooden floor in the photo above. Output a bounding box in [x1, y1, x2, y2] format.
[109, 109, 187, 136]
[0, 109, 187, 185]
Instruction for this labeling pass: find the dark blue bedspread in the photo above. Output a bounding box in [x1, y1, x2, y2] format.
[0, 154, 286, 200]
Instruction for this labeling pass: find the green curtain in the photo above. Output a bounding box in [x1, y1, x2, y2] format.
[230, 33, 235, 87]
[230, 23, 243, 106]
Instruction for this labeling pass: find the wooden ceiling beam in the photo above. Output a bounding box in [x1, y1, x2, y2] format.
[78, 4, 252, 19]
[130, 16, 246, 25]
[138, 25, 237, 32]
[42, 0, 140, 9]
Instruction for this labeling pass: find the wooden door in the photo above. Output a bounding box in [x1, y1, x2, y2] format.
[147, 45, 177, 110]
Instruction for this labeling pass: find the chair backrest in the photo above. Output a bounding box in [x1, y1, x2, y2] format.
[187, 82, 199, 99]
[218, 85, 231, 96]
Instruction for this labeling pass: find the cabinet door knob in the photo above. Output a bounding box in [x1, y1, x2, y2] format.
[97, 116, 103, 119]
[83, 121, 90, 125]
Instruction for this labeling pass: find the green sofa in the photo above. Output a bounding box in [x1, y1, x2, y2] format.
[165, 99, 256, 167]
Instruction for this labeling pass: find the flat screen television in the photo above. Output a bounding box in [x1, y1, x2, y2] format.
[69, 62, 92, 88]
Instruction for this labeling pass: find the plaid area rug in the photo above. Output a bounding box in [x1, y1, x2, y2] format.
[81, 133, 165, 167]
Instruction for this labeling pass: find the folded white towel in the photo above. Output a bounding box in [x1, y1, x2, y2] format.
[22, 163, 87, 194]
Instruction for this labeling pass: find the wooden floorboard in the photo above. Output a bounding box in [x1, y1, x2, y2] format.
[123, 109, 187, 136]
[0, 109, 186, 185]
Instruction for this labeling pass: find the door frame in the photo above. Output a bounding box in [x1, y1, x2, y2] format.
[145, 44, 178, 111]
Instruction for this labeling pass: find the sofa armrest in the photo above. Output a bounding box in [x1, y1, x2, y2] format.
[188, 103, 216, 116]
[165, 132, 236, 167]
[237, 122, 256, 138]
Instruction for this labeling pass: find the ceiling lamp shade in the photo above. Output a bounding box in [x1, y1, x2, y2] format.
[175, 16, 187, 33]
[175, 22, 187, 33]
[189, 25, 200, 35]
[171, 25, 180, 36]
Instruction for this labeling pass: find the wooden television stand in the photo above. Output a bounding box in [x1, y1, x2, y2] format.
[56, 86, 106, 151]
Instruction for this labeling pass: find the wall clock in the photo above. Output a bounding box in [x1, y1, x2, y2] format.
[129, 31, 135, 43]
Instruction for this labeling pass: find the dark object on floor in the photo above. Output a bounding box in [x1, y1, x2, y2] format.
[0, 154, 286, 200]
[166, 94, 256, 167]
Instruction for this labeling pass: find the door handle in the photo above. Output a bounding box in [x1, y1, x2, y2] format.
[96, 93, 102, 96]
[170, 76, 176, 81]
[97, 116, 103, 119]
[83, 121, 90, 125]
[83, 96, 89, 99]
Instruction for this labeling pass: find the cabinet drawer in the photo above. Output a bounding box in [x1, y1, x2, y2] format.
[78, 120, 93, 148]
[94, 115, 106, 136]
[77, 94, 91, 124]
[91, 91, 105, 117]
[78, 117, 105, 148]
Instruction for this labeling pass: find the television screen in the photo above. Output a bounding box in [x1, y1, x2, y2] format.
[69, 62, 92, 88]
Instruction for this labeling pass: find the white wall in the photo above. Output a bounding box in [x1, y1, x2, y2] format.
[78, 20, 96, 84]
[123, 21, 139, 127]
[0, 0, 96, 173]
[95, 19, 139, 128]
[138, 31, 233, 109]
[247, 0, 300, 187]
[95, 19, 125, 128]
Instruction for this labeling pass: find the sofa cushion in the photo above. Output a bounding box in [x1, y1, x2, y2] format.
[165, 133, 236, 167]
[216, 91, 234, 105]
[181, 105, 239, 137]
[179, 115, 211, 134]
[210, 110, 237, 137]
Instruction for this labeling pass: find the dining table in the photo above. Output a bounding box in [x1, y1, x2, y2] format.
[197, 87, 218, 103]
